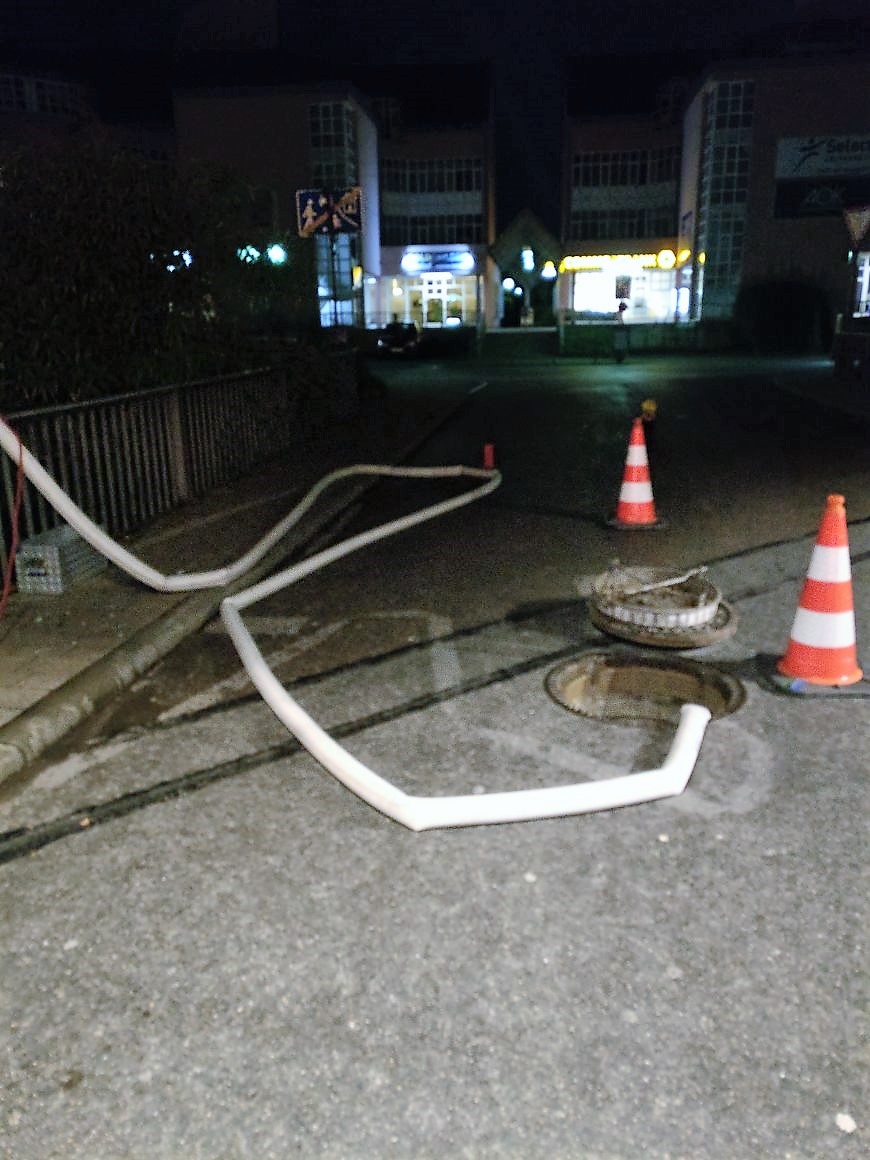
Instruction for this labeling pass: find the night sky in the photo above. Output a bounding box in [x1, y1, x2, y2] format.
[0, 0, 808, 60]
[1, 0, 854, 232]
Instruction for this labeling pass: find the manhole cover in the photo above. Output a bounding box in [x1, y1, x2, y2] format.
[592, 564, 721, 629]
[588, 562, 737, 648]
[545, 650, 745, 723]
[588, 599, 738, 648]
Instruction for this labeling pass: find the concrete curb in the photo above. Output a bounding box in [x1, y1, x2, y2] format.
[0, 589, 218, 789]
[0, 480, 362, 794]
[0, 398, 472, 795]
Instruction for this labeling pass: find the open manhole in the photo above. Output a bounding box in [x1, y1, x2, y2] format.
[545, 650, 745, 724]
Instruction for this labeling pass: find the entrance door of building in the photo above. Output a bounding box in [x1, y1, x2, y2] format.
[421, 274, 464, 327]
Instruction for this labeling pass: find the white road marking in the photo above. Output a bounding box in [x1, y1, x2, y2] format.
[204, 615, 308, 637]
[472, 725, 622, 778]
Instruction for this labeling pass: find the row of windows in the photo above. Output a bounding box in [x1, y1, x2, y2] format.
[309, 102, 356, 151]
[707, 80, 755, 130]
[700, 147, 752, 189]
[311, 158, 358, 187]
[381, 214, 485, 245]
[709, 143, 750, 176]
[696, 80, 755, 300]
[0, 73, 90, 117]
[701, 144, 750, 197]
[571, 146, 680, 188]
[370, 97, 403, 140]
[568, 207, 677, 240]
[706, 172, 749, 205]
[309, 102, 358, 190]
[380, 157, 483, 194]
[700, 217, 746, 288]
[0, 74, 26, 110]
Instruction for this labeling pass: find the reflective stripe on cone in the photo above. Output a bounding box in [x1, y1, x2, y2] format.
[777, 494, 862, 686]
[614, 418, 659, 527]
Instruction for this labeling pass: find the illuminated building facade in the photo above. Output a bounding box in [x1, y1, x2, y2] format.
[369, 103, 498, 331]
[174, 82, 381, 327]
[679, 54, 870, 323]
[559, 110, 684, 322]
[15, 20, 864, 341]
[173, 80, 500, 332]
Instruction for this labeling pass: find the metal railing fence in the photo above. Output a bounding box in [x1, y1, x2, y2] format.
[1, 367, 299, 576]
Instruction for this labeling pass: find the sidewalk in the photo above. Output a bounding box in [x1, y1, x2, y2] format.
[769, 355, 870, 423]
[0, 387, 456, 787]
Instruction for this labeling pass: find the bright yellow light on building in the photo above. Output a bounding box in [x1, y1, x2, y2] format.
[560, 256, 603, 271]
[560, 253, 658, 272]
[677, 248, 691, 266]
[698, 252, 706, 266]
[656, 249, 677, 270]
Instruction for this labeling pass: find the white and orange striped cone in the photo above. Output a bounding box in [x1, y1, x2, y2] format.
[608, 417, 663, 529]
[776, 494, 863, 688]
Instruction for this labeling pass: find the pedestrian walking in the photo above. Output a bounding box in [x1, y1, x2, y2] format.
[614, 301, 629, 362]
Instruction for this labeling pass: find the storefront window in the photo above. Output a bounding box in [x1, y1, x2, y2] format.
[371, 272, 478, 329]
[569, 262, 676, 321]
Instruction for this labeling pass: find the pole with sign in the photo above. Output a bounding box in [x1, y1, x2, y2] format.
[295, 188, 362, 327]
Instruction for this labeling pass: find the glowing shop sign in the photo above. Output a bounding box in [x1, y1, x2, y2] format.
[560, 254, 657, 272]
[400, 249, 476, 275]
[559, 251, 676, 273]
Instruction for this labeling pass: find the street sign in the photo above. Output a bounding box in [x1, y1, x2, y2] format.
[296, 187, 362, 237]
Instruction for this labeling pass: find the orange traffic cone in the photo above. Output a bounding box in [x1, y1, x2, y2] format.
[777, 494, 863, 686]
[609, 417, 661, 528]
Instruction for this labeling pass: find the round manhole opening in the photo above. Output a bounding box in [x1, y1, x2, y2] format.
[545, 650, 745, 723]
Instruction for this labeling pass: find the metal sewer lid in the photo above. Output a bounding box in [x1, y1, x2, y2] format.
[591, 564, 721, 630]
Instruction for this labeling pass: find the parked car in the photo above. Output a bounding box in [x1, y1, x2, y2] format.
[377, 320, 421, 355]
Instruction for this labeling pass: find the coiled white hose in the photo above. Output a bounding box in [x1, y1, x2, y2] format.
[0, 415, 499, 591]
[1, 414, 712, 829]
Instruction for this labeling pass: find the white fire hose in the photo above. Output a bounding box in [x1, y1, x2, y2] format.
[1, 414, 712, 829]
[0, 415, 497, 591]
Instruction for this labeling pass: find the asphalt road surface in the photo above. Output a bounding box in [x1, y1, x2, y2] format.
[2, 354, 868, 1159]
[77, 353, 870, 722]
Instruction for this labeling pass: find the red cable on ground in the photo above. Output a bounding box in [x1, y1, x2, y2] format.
[0, 420, 25, 622]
